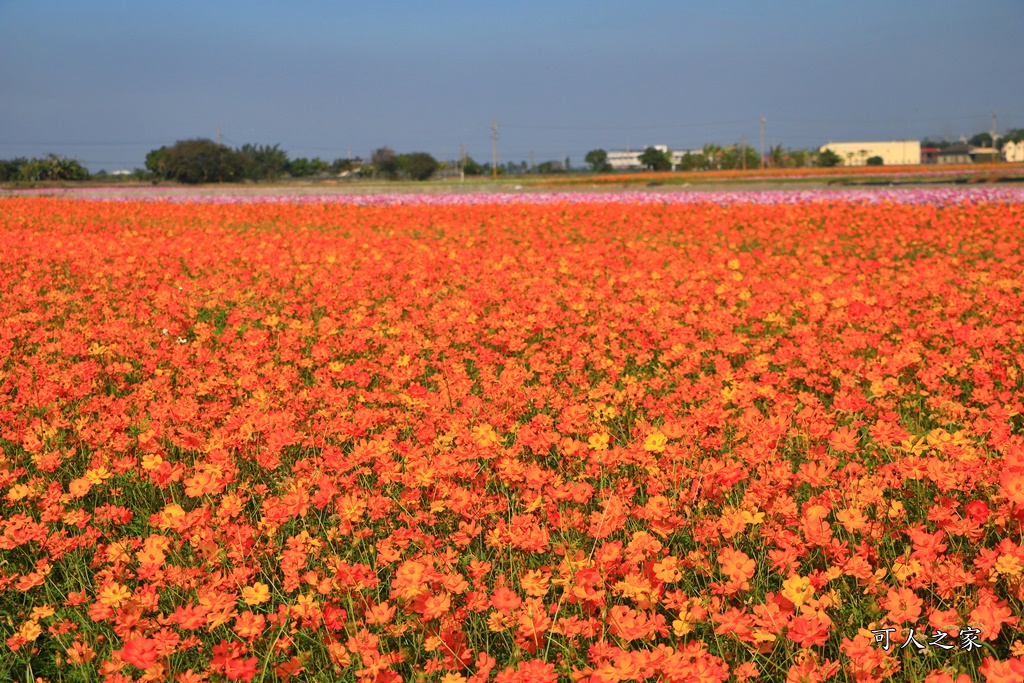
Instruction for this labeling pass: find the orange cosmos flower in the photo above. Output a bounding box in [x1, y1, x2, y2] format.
[828, 426, 860, 454]
[882, 586, 923, 623]
[241, 582, 271, 606]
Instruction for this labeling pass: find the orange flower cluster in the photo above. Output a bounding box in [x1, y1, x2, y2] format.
[1, 197, 1023, 682]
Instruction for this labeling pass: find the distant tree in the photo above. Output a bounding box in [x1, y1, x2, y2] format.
[769, 145, 785, 168]
[462, 156, 483, 176]
[145, 147, 170, 179]
[789, 149, 809, 168]
[675, 152, 706, 172]
[702, 144, 724, 170]
[332, 157, 363, 175]
[154, 139, 247, 184]
[18, 154, 89, 181]
[238, 143, 289, 181]
[397, 152, 440, 180]
[719, 145, 761, 171]
[817, 148, 843, 168]
[639, 147, 672, 171]
[921, 138, 952, 150]
[0, 158, 25, 181]
[370, 147, 398, 179]
[969, 132, 993, 148]
[584, 149, 611, 172]
[536, 160, 564, 174]
[866, 156, 884, 166]
[287, 157, 330, 178]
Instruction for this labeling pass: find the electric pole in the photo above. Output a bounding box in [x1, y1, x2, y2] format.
[760, 116, 766, 169]
[530, 149, 534, 174]
[460, 144, 466, 182]
[491, 120, 498, 180]
[741, 132, 747, 171]
[992, 109, 998, 148]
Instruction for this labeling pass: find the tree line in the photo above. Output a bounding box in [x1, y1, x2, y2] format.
[143, 140, 452, 184]
[0, 155, 90, 182]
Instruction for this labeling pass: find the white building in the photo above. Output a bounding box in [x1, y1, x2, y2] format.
[606, 145, 699, 170]
[1004, 140, 1024, 163]
[819, 140, 921, 166]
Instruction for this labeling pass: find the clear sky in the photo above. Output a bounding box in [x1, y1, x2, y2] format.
[2, 0, 1022, 172]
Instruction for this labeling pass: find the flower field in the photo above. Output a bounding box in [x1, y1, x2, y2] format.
[1, 193, 1023, 683]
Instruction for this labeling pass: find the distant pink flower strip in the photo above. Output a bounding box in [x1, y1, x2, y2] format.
[5, 187, 1024, 204]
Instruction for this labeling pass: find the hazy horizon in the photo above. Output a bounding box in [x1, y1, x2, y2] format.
[3, 0, 1022, 172]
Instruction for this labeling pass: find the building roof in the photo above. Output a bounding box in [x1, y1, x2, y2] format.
[939, 143, 973, 155]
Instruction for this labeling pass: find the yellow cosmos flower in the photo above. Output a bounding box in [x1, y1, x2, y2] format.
[643, 432, 667, 453]
[242, 582, 272, 605]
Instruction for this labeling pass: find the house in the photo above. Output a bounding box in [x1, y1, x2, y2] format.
[606, 148, 644, 170]
[936, 144, 973, 165]
[920, 147, 940, 164]
[1002, 140, 1024, 163]
[606, 145, 699, 170]
[818, 140, 921, 166]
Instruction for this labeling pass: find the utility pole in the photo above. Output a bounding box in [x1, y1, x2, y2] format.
[530, 149, 534, 173]
[760, 116, 766, 169]
[741, 132, 747, 171]
[992, 109, 998, 147]
[347, 146, 351, 161]
[460, 144, 466, 182]
[491, 120, 499, 179]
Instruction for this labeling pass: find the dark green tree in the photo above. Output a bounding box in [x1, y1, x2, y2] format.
[0, 158, 25, 181]
[639, 147, 672, 171]
[332, 157, 363, 175]
[584, 149, 611, 172]
[371, 147, 398, 179]
[238, 144, 289, 181]
[397, 152, 439, 180]
[287, 157, 330, 178]
[817, 148, 843, 167]
[969, 132, 993, 148]
[462, 156, 483, 176]
[157, 139, 247, 184]
[536, 160, 564, 174]
[19, 154, 89, 181]
[866, 156, 884, 166]
[145, 147, 169, 179]
[675, 152, 706, 171]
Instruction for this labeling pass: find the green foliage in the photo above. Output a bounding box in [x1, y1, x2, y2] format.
[719, 145, 761, 170]
[237, 143, 290, 181]
[639, 147, 672, 172]
[584, 149, 611, 173]
[1, 154, 90, 181]
[0, 157, 27, 181]
[462, 156, 483, 176]
[332, 157, 363, 175]
[536, 160, 565, 174]
[145, 147, 169, 178]
[371, 147, 398, 179]
[817, 148, 843, 167]
[675, 152, 706, 171]
[969, 132, 993, 148]
[287, 157, 330, 178]
[151, 139, 247, 184]
[866, 156, 884, 166]
[397, 152, 440, 181]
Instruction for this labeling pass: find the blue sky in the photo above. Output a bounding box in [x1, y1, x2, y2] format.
[2, 0, 1022, 171]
